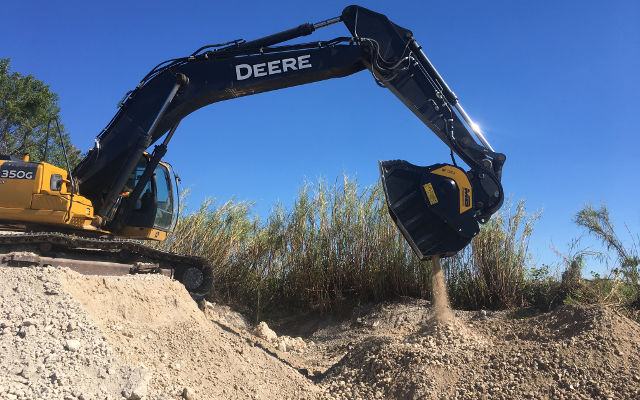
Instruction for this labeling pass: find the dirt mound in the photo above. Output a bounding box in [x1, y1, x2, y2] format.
[0, 266, 153, 400]
[318, 303, 640, 399]
[320, 311, 487, 399]
[2, 264, 640, 400]
[60, 270, 319, 400]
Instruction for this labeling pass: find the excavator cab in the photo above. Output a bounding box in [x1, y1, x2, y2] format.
[118, 156, 177, 240]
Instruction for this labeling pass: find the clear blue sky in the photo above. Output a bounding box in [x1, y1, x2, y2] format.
[2, 0, 639, 273]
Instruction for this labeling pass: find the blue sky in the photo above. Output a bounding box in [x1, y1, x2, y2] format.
[2, 0, 639, 273]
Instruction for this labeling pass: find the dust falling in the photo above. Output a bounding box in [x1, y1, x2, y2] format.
[431, 256, 453, 322]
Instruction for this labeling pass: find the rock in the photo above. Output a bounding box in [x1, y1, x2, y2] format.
[18, 364, 36, 379]
[18, 325, 36, 338]
[43, 283, 59, 295]
[122, 368, 151, 400]
[254, 321, 278, 343]
[65, 339, 81, 352]
[182, 386, 195, 400]
[277, 341, 287, 352]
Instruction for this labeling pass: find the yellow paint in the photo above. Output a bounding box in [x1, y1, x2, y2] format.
[0, 160, 97, 230]
[423, 182, 439, 205]
[0, 161, 37, 208]
[121, 226, 168, 241]
[1, 159, 173, 241]
[431, 165, 473, 214]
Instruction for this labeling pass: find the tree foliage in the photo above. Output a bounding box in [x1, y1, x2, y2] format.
[0, 58, 82, 168]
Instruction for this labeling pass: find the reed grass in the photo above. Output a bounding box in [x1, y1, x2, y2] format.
[160, 177, 640, 319]
[159, 176, 549, 318]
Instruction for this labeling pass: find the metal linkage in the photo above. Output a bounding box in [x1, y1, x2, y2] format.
[453, 103, 495, 152]
[313, 16, 341, 29]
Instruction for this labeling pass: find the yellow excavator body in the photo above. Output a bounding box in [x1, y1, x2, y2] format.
[0, 155, 208, 298]
[0, 156, 169, 241]
[0, 158, 96, 230]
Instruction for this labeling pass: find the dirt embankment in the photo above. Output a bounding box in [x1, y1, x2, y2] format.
[1, 265, 640, 400]
[1, 267, 319, 400]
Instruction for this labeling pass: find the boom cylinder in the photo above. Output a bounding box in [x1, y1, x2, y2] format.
[235, 23, 316, 51]
[98, 74, 187, 223]
[227, 15, 340, 53]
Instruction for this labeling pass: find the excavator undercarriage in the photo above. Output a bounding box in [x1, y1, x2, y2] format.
[0, 228, 213, 299]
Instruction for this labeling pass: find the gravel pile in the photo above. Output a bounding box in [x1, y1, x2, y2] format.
[318, 303, 640, 399]
[2, 265, 639, 400]
[0, 266, 149, 400]
[59, 268, 319, 400]
[1, 266, 320, 400]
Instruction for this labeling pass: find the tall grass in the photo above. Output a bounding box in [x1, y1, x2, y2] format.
[157, 180, 640, 320]
[161, 177, 426, 317]
[575, 203, 640, 294]
[159, 176, 546, 318]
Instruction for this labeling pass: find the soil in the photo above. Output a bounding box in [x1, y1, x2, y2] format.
[2, 265, 640, 400]
[431, 257, 453, 323]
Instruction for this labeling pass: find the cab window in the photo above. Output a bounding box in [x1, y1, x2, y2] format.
[153, 164, 174, 231]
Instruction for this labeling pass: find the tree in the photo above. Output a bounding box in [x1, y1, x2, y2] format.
[0, 58, 82, 169]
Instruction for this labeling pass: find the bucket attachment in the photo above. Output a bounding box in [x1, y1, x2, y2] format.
[379, 160, 479, 259]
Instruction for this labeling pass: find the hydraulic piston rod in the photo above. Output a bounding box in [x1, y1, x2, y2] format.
[453, 103, 495, 152]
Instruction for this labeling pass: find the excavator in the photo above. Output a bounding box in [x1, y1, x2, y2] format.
[0, 5, 505, 299]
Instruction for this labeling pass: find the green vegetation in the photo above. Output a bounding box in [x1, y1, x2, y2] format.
[0, 58, 82, 168]
[161, 177, 640, 321]
[567, 204, 639, 319]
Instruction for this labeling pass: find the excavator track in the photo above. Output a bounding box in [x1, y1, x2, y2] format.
[0, 231, 213, 300]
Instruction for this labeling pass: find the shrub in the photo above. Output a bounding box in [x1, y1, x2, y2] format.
[569, 203, 640, 308]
